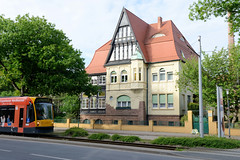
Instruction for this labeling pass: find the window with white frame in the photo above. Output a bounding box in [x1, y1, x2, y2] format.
[121, 70, 128, 82]
[159, 68, 165, 81]
[82, 98, 89, 109]
[111, 71, 117, 83]
[90, 97, 97, 109]
[139, 68, 142, 81]
[117, 95, 131, 107]
[159, 94, 166, 108]
[91, 76, 98, 85]
[152, 94, 158, 108]
[152, 73, 158, 82]
[167, 72, 173, 81]
[167, 94, 174, 108]
[98, 98, 106, 109]
[99, 75, 106, 85]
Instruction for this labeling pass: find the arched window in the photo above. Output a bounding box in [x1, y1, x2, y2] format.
[95, 119, 103, 124]
[83, 119, 90, 124]
[159, 68, 165, 81]
[117, 95, 131, 108]
[121, 70, 128, 82]
[111, 71, 117, 83]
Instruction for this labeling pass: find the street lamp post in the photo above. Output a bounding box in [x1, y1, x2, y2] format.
[198, 36, 204, 138]
[226, 89, 230, 138]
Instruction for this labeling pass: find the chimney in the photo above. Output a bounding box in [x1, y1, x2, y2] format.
[158, 17, 162, 29]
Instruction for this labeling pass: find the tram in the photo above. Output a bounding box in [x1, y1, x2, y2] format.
[0, 97, 54, 134]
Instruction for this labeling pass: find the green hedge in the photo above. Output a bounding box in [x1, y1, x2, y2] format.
[151, 136, 240, 149]
[111, 134, 141, 143]
[64, 127, 89, 137]
[88, 133, 111, 140]
[111, 134, 123, 141]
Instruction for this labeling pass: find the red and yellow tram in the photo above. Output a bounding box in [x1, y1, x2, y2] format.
[0, 97, 54, 134]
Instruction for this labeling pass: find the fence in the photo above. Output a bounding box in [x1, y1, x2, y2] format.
[54, 110, 240, 136]
[208, 110, 240, 136]
[54, 111, 193, 134]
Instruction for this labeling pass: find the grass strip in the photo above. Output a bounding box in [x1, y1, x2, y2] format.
[151, 136, 240, 149]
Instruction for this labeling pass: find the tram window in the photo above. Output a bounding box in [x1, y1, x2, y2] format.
[0, 106, 15, 123]
[26, 105, 35, 123]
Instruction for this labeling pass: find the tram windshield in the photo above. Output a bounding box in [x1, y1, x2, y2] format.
[35, 103, 53, 120]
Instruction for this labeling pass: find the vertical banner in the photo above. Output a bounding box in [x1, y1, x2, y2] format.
[217, 86, 225, 137]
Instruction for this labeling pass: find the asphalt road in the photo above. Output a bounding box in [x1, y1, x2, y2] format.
[0, 135, 240, 160]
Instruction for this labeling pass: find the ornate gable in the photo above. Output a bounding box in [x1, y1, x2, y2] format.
[105, 8, 145, 66]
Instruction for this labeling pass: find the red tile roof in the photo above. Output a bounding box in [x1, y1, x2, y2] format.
[85, 40, 111, 75]
[86, 8, 197, 75]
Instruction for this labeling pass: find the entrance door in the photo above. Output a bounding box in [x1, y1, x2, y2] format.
[18, 107, 24, 133]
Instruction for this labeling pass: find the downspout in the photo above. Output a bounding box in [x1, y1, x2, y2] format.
[146, 64, 149, 123]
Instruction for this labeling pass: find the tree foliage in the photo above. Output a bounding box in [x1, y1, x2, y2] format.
[0, 14, 98, 96]
[178, 46, 240, 123]
[59, 94, 80, 119]
[189, 0, 240, 38]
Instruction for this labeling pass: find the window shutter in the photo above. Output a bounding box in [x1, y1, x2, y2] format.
[152, 94, 158, 103]
[167, 94, 173, 103]
[159, 94, 165, 103]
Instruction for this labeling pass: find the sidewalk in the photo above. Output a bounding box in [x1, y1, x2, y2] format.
[54, 127, 240, 140]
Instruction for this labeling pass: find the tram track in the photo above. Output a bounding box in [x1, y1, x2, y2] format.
[0, 132, 186, 151]
[32, 133, 183, 151]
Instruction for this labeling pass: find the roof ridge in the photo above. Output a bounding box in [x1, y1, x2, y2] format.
[124, 8, 148, 25]
[125, 8, 149, 62]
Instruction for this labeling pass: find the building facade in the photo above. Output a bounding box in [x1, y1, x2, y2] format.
[81, 8, 197, 123]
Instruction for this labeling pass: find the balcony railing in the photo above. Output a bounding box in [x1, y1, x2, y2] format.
[80, 108, 106, 114]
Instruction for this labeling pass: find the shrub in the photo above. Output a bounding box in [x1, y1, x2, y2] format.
[88, 133, 111, 140]
[188, 102, 199, 110]
[151, 136, 240, 149]
[119, 136, 141, 143]
[111, 134, 123, 141]
[64, 127, 88, 137]
[180, 114, 188, 123]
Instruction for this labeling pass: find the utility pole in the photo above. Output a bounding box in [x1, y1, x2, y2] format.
[198, 36, 204, 138]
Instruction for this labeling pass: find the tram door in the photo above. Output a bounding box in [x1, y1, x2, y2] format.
[17, 106, 25, 133]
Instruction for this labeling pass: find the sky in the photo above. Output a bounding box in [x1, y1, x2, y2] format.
[0, 0, 236, 67]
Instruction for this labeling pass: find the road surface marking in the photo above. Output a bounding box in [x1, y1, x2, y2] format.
[31, 153, 72, 160]
[0, 149, 12, 152]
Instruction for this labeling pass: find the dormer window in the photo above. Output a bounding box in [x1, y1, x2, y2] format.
[181, 50, 185, 59]
[180, 36, 185, 42]
[152, 33, 165, 38]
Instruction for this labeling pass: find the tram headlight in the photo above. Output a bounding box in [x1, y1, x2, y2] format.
[37, 121, 40, 126]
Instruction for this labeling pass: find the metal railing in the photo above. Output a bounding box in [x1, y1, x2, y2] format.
[225, 122, 240, 129]
[122, 120, 148, 126]
[54, 119, 67, 123]
[153, 121, 185, 127]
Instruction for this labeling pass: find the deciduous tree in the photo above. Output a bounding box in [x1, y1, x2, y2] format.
[189, 0, 240, 38]
[178, 46, 240, 123]
[0, 14, 98, 96]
